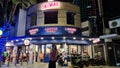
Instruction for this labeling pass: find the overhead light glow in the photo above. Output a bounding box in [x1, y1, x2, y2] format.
[22, 39, 25, 41]
[89, 38, 92, 41]
[52, 37, 55, 39]
[81, 38, 84, 40]
[48, 0, 54, 1]
[41, 37, 44, 40]
[63, 36, 66, 40]
[11, 40, 14, 43]
[29, 38, 32, 40]
[16, 40, 19, 42]
[93, 38, 100, 43]
[73, 37, 76, 40]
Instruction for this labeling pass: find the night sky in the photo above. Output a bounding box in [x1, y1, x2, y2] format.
[102, 0, 120, 19]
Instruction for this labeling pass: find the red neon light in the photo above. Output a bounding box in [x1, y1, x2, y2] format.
[45, 27, 58, 33]
[41, 2, 60, 10]
[65, 28, 76, 34]
[29, 28, 39, 35]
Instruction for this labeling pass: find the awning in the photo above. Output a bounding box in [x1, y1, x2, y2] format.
[99, 34, 120, 39]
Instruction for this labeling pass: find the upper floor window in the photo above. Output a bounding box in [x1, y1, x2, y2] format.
[67, 12, 75, 25]
[30, 15, 37, 26]
[44, 11, 58, 24]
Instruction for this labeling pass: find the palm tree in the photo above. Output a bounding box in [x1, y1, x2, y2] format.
[0, 0, 37, 26]
[0, 0, 37, 55]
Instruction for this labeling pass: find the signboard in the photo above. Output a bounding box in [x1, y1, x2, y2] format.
[41, 1, 60, 10]
[26, 26, 81, 36]
[24, 39, 30, 45]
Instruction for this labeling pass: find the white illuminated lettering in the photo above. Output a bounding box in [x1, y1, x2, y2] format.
[29, 28, 39, 35]
[45, 27, 58, 33]
[65, 28, 76, 34]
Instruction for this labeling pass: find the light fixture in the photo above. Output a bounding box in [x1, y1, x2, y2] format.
[52, 37, 55, 39]
[29, 38, 32, 40]
[81, 38, 84, 40]
[89, 38, 92, 41]
[41, 37, 44, 40]
[11, 40, 14, 43]
[22, 39, 25, 41]
[16, 40, 19, 42]
[63, 36, 66, 40]
[73, 37, 76, 40]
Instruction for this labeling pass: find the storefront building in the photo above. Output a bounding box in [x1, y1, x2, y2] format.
[5, 1, 97, 63]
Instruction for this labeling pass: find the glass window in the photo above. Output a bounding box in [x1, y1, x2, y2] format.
[30, 15, 37, 26]
[67, 12, 75, 25]
[44, 11, 58, 24]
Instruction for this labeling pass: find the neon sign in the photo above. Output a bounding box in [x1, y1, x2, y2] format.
[45, 27, 58, 33]
[93, 38, 100, 43]
[65, 28, 76, 34]
[29, 28, 38, 35]
[41, 2, 60, 10]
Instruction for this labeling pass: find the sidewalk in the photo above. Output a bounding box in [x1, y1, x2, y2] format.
[0, 62, 120, 68]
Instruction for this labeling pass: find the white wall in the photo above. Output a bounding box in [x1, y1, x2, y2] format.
[17, 9, 27, 36]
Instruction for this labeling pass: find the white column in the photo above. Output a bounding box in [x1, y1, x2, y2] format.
[87, 45, 92, 58]
[29, 44, 33, 64]
[12, 46, 17, 65]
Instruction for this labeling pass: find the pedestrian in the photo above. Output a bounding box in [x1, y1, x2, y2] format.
[48, 44, 58, 68]
[3, 50, 8, 64]
[35, 51, 38, 62]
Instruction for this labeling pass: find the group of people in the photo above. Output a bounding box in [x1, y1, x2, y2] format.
[1, 45, 105, 68]
[1, 49, 32, 66]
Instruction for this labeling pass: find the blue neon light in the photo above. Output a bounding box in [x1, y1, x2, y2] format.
[0, 22, 11, 57]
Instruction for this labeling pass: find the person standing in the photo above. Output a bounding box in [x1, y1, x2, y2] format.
[3, 50, 8, 64]
[48, 44, 58, 68]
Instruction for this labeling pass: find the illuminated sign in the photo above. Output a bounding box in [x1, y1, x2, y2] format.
[24, 39, 30, 45]
[29, 28, 38, 35]
[65, 28, 76, 34]
[45, 27, 58, 33]
[93, 38, 100, 43]
[41, 1, 60, 10]
[27, 26, 81, 36]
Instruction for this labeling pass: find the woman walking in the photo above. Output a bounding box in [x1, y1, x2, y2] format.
[48, 44, 58, 68]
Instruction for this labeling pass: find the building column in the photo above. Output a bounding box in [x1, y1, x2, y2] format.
[105, 39, 116, 66]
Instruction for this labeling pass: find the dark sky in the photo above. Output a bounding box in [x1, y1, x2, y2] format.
[102, 0, 120, 19]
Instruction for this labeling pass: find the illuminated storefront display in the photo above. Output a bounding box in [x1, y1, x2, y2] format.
[27, 26, 81, 36]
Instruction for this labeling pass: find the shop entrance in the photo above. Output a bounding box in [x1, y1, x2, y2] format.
[94, 45, 105, 58]
[114, 44, 120, 66]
